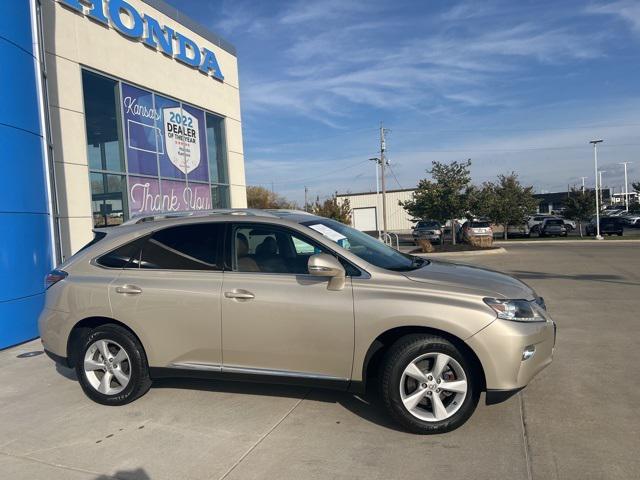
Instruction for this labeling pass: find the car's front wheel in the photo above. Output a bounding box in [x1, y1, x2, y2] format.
[381, 334, 480, 434]
[75, 325, 151, 406]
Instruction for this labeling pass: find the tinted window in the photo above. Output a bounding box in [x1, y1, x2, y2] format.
[234, 224, 330, 274]
[97, 238, 146, 269]
[469, 221, 490, 228]
[545, 220, 564, 226]
[140, 223, 224, 270]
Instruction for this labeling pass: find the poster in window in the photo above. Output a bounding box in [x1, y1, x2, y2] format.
[121, 83, 159, 176]
[157, 101, 209, 182]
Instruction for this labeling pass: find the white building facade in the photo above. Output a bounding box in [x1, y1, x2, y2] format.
[45, 0, 247, 259]
[337, 189, 417, 233]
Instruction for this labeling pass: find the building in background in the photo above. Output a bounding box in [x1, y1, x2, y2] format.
[337, 189, 417, 233]
[0, 0, 246, 348]
[534, 189, 611, 214]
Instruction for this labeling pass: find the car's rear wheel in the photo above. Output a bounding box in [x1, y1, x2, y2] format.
[75, 325, 151, 406]
[381, 334, 480, 434]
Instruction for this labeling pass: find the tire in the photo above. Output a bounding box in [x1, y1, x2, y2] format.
[380, 334, 480, 434]
[75, 324, 151, 406]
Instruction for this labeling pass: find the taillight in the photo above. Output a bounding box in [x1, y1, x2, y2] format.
[45, 269, 68, 289]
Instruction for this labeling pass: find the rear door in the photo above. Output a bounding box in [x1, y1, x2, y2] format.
[220, 222, 355, 380]
[108, 222, 225, 369]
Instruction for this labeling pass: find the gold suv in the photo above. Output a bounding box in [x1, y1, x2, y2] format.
[39, 210, 555, 434]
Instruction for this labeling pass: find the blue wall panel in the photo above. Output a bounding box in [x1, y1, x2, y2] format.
[0, 1, 52, 349]
[0, 40, 40, 134]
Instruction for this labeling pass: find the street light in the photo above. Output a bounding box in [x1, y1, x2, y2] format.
[619, 162, 633, 212]
[590, 139, 603, 240]
[598, 170, 606, 207]
[369, 157, 382, 239]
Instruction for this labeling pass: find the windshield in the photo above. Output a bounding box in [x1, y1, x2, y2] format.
[469, 221, 490, 228]
[416, 221, 440, 228]
[301, 218, 423, 271]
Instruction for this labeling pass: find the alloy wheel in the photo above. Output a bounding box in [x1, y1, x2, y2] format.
[399, 352, 468, 422]
[83, 339, 131, 395]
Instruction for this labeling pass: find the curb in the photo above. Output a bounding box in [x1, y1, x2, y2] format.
[413, 247, 507, 257]
[494, 239, 640, 245]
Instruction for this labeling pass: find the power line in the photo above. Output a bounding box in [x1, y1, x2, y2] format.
[247, 156, 375, 187]
[396, 123, 640, 135]
[388, 143, 640, 154]
[387, 163, 404, 189]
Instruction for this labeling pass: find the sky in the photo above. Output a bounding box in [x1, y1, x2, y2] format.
[169, 0, 640, 204]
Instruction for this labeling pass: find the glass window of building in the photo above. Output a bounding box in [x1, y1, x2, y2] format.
[82, 70, 232, 228]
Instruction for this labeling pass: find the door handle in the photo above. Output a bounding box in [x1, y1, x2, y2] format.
[115, 285, 143, 295]
[224, 290, 255, 300]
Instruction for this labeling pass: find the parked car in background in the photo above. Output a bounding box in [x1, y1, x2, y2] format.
[492, 223, 530, 238]
[412, 220, 443, 245]
[529, 215, 574, 234]
[462, 220, 492, 242]
[527, 215, 551, 232]
[538, 218, 568, 237]
[442, 223, 463, 243]
[38, 209, 556, 434]
[586, 217, 624, 236]
[621, 214, 640, 228]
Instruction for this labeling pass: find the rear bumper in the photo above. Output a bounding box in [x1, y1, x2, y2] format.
[467, 317, 556, 392]
[44, 348, 70, 368]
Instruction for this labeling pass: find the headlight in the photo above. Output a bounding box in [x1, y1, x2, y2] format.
[483, 298, 547, 322]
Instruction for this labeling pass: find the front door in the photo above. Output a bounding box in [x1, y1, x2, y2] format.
[221, 223, 354, 380]
[109, 222, 225, 369]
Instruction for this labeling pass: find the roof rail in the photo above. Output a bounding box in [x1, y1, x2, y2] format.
[121, 209, 278, 226]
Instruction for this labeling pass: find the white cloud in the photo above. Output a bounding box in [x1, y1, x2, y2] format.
[587, 0, 640, 33]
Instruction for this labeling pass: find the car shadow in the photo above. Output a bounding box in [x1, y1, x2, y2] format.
[93, 468, 150, 480]
[509, 270, 639, 287]
[151, 377, 405, 432]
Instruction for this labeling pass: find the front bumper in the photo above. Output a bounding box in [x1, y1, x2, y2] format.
[467, 317, 556, 400]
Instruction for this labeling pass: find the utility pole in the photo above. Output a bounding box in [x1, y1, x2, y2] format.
[369, 157, 382, 239]
[580, 176, 587, 193]
[590, 139, 603, 240]
[379, 122, 389, 237]
[619, 161, 632, 212]
[304, 186, 309, 212]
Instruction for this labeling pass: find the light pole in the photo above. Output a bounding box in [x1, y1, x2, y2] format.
[369, 157, 382, 239]
[619, 161, 632, 212]
[590, 139, 603, 240]
[580, 176, 587, 193]
[598, 170, 606, 206]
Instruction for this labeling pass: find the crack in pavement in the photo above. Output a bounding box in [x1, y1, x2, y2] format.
[218, 389, 311, 480]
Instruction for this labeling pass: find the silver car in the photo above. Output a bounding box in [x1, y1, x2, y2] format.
[39, 209, 555, 434]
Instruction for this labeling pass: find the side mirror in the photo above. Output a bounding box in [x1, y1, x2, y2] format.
[308, 253, 346, 291]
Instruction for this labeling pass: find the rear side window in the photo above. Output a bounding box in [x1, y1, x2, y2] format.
[140, 223, 224, 271]
[97, 238, 145, 268]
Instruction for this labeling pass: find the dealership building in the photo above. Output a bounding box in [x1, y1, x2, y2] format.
[1, 0, 246, 348]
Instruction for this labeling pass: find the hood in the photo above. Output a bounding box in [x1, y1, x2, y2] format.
[403, 260, 535, 300]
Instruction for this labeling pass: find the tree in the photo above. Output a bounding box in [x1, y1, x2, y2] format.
[401, 160, 472, 244]
[311, 193, 351, 224]
[246, 186, 297, 209]
[563, 187, 596, 237]
[475, 173, 538, 240]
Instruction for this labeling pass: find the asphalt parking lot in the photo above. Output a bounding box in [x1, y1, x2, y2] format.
[1, 242, 638, 480]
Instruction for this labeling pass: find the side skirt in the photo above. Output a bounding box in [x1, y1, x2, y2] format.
[149, 366, 351, 391]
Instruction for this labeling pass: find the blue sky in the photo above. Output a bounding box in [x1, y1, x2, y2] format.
[169, 0, 640, 204]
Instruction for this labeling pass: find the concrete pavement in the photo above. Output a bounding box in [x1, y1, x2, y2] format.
[1, 242, 638, 479]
